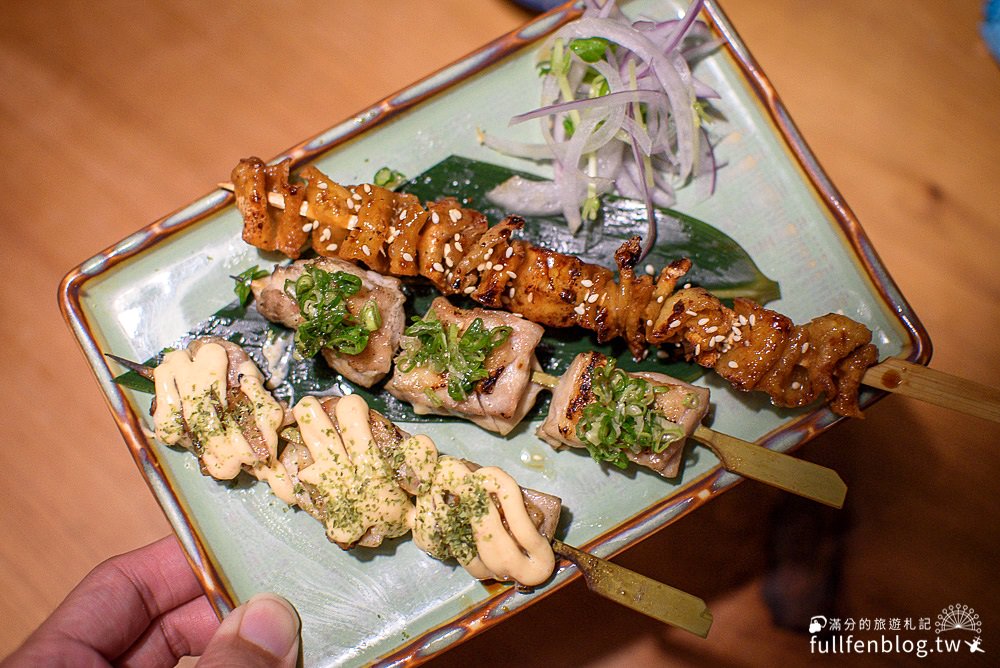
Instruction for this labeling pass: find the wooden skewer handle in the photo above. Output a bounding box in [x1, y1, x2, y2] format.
[864, 359, 1000, 423]
[552, 539, 713, 637]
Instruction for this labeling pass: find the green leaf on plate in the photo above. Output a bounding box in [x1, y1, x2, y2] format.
[114, 155, 780, 425]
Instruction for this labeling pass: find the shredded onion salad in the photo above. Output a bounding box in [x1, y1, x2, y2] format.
[481, 0, 722, 256]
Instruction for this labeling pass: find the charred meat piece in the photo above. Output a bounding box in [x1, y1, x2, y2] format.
[385, 297, 545, 435]
[538, 351, 710, 478]
[251, 257, 405, 387]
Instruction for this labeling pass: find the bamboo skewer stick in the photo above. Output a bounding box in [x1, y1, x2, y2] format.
[106, 353, 713, 636]
[218, 181, 1000, 424]
[530, 371, 845, 508]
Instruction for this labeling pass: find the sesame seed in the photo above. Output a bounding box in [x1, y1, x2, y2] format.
[738, 315, 748, 326]
[801, 342, 810, 354]
[656, 295, 664, 304]
[390, 226, 399, 237]
[509, 287, 516, 298]
[363, 184, 372, 194]
[646, 319, 653, 326]
[454, 241, 463, 252]
[512, 312, 523, 318]
[507, 271, 517, 280]
[402, 252, 414, 262]
[728, 361, 739, 369]
[445, 257, 454, 268]
[683, 283, 692, 289]
[749, 314, 756, 327]
[732, 326, 742, 337]
[453, 233, 461, 241]
[347, 215, 358, 229]
[686, 309, 699, 317]
[443, 244, 451, 256]
[325, 243, 338, 252]
[352, 192, 362, 201]
[317, 181, 328, 190]
[485, 261, 493, 270]
[694, 344, 701, 356]
[319, 228, 331, 242]
[587, 293, 599, 303]
[464, 286, 476, 294]
[362, 245, 371, 256]
[645, 264, 655, 275]
[669, 320, 681, 328]
[505, 247, 514, 258]
[698, 317, 710, 326]
[449, 209, 462, 222]
[399, 210, 406, 220]
[574, 304, 586, 315]
[431, 212, 440, 224]
[791, 381, 802, 390]
[346, 200, 355, 211]
[485, 248, 494, 258]
[433, 262, 445, 273]
[301, 222, 314, 232]
[477, 263, 486, 272]
[706, 326, 718, 333]
[580, 279, 594, 288]
[527, 293, 534, 303]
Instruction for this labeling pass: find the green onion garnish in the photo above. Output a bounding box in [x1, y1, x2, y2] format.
[232, 265, 269, 306]
[285, 266, 380, 358]
[373, 167, 406, 190]
[396, 309, 513, 403]
[575, 359, 685, 469]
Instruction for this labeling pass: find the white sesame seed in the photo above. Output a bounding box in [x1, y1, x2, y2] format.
[714, 335, 726, 345]
[580, 279, 594, 288]
[363, 184, 372, 194]
[686, 309, 699, 317]
[587, 293, 599, 303]
[449, 209, 462, 222]
[801, 342, 810, 354]
[509, 287, 516, 298]
[362, 245, 371, 256]
[443, 244, 451, 256]
[431, 212, 440, 224]
[732, 326, 742, 337]
[477, 263, 486, 272]
[464, 286, 476, 294]
[706, 326, 718, 333]
[698, 317, 710, 326]
[454, 241, 463, 252]
[399, 210, 406, 220]
[656, 295, 664, 303]
[453, 233, 461, 242]
[346, 200, 355, 211]
[317, 181, 328, 190]
[738, 315, 748, 326]
[402, 252, 414, 262]
[347, 215, 358, 229]
[694, 344, 701, 356]
[445, 257, 454, 268]
[791, 381, 802, 390]
[646, 319, 653, 326]
[683, 283, 692, 289]
[301, 222, 314, 233]
[485, 261, 493, 270]
[319, 228, 331, 242]
[749, 314, 756, 327]
[352, 192, 362, 201]
[669, 320, 681, 328]
[433, 262, 444, 273]
[507, 271, 517, 280]
[728, 361, 739, 369]
[485, 248, 494, 258]
[574, 304, 586, 315]
[505, 247, 514, 258]
[527, 292, 534, 303]
[645, 264, 655, 275]
[325, 243, 338, 252]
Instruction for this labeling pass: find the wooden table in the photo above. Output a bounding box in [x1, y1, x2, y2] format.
[2, 1, 998, 665]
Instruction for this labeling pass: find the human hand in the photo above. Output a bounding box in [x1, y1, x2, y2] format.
[3, 536, 300, 667]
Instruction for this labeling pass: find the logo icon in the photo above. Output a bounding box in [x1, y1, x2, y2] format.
[809, 616, 827, 634]
[936, 604, 982, 635]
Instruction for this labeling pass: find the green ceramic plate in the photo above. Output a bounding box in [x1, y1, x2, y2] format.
[60, 1, 929, 665]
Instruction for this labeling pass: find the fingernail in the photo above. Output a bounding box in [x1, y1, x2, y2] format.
[238, 593, 300, 659]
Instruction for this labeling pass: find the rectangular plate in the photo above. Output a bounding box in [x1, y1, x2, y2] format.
[59, 1, 929, 665]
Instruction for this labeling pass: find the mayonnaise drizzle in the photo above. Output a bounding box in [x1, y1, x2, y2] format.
[292, 395, 414, 546]
[152, 342, 296, 504]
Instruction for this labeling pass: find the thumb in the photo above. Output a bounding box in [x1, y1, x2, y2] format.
[196, 593, 300, 668]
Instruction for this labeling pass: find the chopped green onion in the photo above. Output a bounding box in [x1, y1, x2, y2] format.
[568, 37, 610, 63]
[285, 266, 380, 358]
[232, 265, 270, 306]
[373, 167, 406, 190]
[575, 359, 685, 469]
[396, 309, 513, 403]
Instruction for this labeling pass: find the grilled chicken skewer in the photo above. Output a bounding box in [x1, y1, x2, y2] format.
[381, 298, 845, 508]
[223, 160, 1000, 423]
[109, 346, 714, 634]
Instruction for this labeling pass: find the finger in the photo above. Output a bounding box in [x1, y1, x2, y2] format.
[37, 535, 207, 661]
[115, 595, 219, 668]
[196, 593, 300, 668]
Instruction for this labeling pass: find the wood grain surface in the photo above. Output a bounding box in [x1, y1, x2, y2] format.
[2, 1, 998, 665]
